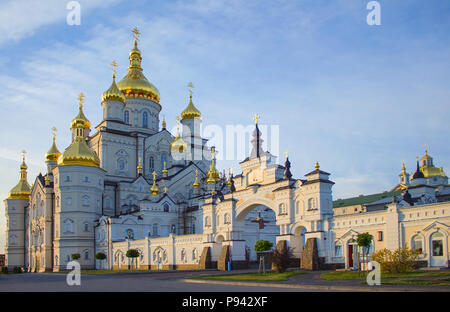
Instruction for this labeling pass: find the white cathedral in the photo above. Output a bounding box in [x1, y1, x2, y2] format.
[4, 30, 450, 272]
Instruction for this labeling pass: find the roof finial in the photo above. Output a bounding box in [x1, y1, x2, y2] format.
[188, 82, 194, 99]
[285, 150, 289, 159]
[315, 161, 320, 171]
[132, 27, 140, 48]
[162, 115, 166, 129]
[253, 113, 260, 125]
[78, 92, 85, 109]
[110, 60, 118, 79]
[52, 127, 57, 142]
[21, 149, 26, 162]
[402, 160, 406, 174]
[424, 143, 428, 156]
[137, 157, 143, 175]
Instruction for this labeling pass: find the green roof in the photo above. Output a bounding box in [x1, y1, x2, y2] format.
[333, 190, 402, 208]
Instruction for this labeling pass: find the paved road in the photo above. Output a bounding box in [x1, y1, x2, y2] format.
[0, 271, 334, 292]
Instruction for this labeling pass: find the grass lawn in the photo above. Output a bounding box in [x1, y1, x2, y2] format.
[322, 270, 450, 283]
[192, 270, 307, 282]
[381, 278, 450, 287]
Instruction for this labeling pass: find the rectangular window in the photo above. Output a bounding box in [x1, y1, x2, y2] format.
[432, 240, 443, 256]
[377, 231, 383, 241]
[335, 245, 342, 257]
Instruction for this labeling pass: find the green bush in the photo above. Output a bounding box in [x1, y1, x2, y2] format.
[1, 267, 8, 274]
[371, 245, 420, 273]
[95, 252, 107, 260]
[71, 253, 81, 260]
[254, 240, 273, 253]
[126, 249, 140, 258]
[13, 266, 22, 274]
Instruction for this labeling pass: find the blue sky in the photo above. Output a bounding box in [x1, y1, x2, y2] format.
[1, 0, 449, 252]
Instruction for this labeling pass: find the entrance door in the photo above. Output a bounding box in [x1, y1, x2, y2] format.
[430, 232, 446, 267]
[157, 251, 162, 270]
[348, 245, 353, 268]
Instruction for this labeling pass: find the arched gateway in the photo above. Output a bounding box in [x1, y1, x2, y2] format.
[201, 121, 335, 269]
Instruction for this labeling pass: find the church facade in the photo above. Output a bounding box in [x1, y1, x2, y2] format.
[3, 30, 450, 272]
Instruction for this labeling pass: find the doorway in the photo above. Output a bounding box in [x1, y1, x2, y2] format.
[430, 232, 446, 267]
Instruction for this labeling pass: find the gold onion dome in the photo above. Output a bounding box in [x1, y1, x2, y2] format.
[420, 149, 447, 178]
[71, 93, 91, 129]
[193, 169, 201, 188]
[102, 61, 126, 103]
[45, 127, 61, 162]
[207, 147, 219, 184]
[170, 117, 187, 153]
[58, 94, 100, 168]
[8, 151, 31, 199]
[116, 28, 160, 103]
[181, 82, 201, 120]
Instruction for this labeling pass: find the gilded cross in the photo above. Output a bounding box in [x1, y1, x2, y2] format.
[52, 127, 57, 140]
[188, 82, 194, 97]
[132, 27, 140, 41]
[78, 92, 85, 108]
[253, 114, 260, 125]
[211, 146, 216, 159]
[152, 171, 157, 181]
[21, 149, 26, 161]
[110, 60, 118, 78]
[424, 143, 428, 154]
[285, 150, 289, 159]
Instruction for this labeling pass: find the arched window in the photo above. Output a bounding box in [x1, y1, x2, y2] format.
[63, 219, 74, 233]
[431, 232, 444, 256]
[205, 216, 210, 227]
[149, 156, 154, 171]
[161, 153, 167, 169]
[152, 223, 159, 236]
[84, 250, 89, 260]
[224, 213, 230, 224]
[412, 235, 423, 253]
[84, 223, 89, 232]
[117, 158, 126, 171]
[82, 196, 89, 206]
[124, 111, 129, 124]
[143, 112, 148, 128]
[308, 198, 316, 210]
[163, 203, 169, 212]
[279, 203, 286, 215]
[216, 214, 220, 226]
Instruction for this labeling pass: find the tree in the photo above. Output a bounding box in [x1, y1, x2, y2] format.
[95, 252, 107, 270]
[355, 232, 373, 273]
[71, 253, 81, 260]
[126, 249, 140, 270]
[254, 240, 273, 253]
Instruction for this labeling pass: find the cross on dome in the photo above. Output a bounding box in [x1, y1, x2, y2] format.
[253, 113, 260, 125]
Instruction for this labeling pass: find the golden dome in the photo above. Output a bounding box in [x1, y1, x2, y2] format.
[45, 128, 61, 162]
[57, 137, 100, 167]
[421, 166, 446, 178]
[116, 35, 160, 103]
[181, 82, 201, 120]
[71, 93, 91, 129]
[8, 153, 31, 199]
[59, 96, 99, 167]
[170, 117, 187, 153]
[102, 73, 126, 103]
[193, 169, 201, 188]
[207, 147, 219, 183]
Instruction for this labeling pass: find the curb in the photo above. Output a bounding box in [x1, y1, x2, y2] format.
[184, 279, 449, 292]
